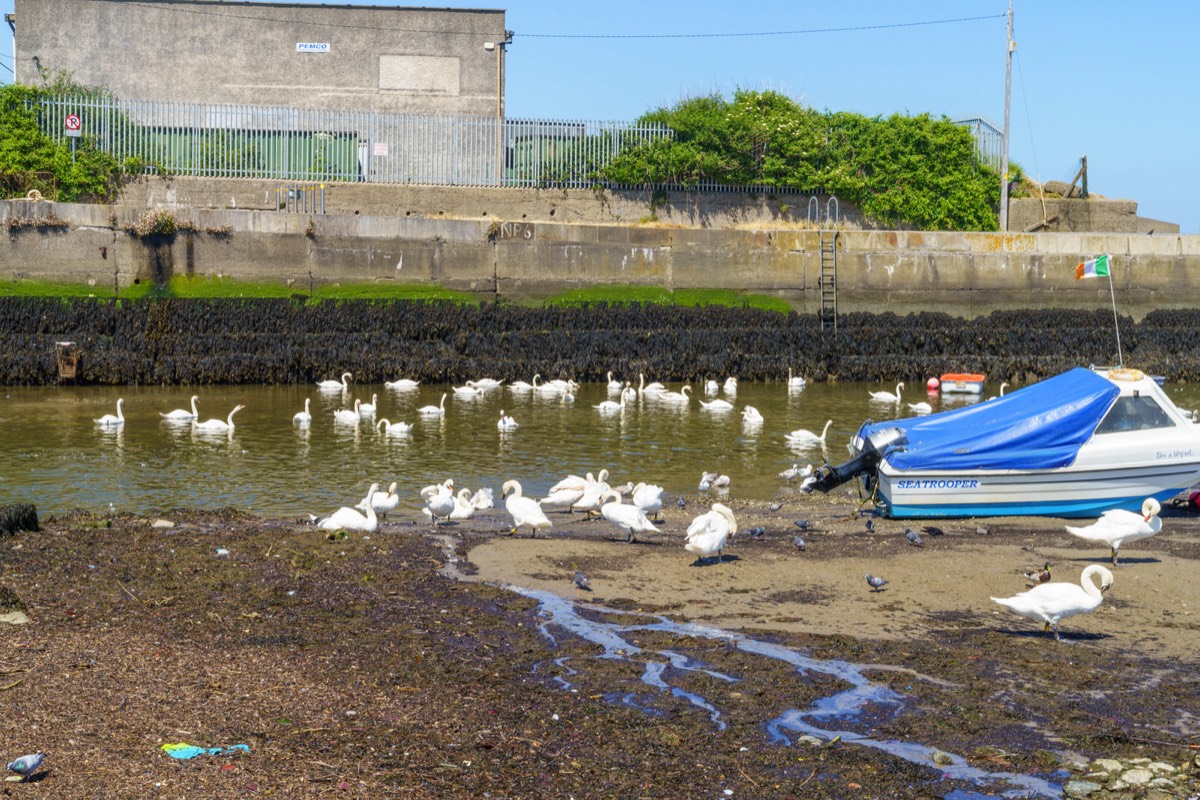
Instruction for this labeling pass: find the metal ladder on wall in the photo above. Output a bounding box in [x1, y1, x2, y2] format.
[809, 197, 840, 334]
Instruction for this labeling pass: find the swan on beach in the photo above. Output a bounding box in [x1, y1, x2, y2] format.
[685, 503, 738, 564]
[785, 419, 832, 446]
[161, 395, 200, 421]
[631, 482, 665, 520]
[318, 372, 352, 391]
[420, 487, 476, 520]
[292, 398, 312, 425]
[357, 481, 400, 518]
[991, 564, 1114, 640]
[95, 398, 126, 427]
[417, 393, 448, 417]
[421, 481, 458, 524]
[1064, 498, 1163, 565]
[317, 483, 379, 532]
[599, 490, 659, 543]
[869, 382, 905, 403]
[503, 479, 553, 537]
[193, 404, 244, 432]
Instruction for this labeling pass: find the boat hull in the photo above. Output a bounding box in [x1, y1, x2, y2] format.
[875, 460, 1200, 519]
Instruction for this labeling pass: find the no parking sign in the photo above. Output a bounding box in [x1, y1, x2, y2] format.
[64, 113, 82, 138]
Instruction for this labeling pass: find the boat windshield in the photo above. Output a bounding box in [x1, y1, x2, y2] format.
[1094, 395, 1176, 434]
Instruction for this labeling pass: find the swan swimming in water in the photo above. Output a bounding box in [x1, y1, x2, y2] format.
[599, 490, 659, 543]
[869, 382, 905, 403]
[497, 409, 520, 430]
[779, 463, 814, 481]
[333, 400, 362, 425]
[658, 385, 692, 404]
[417, 393, 448, 417]
[292, 398, 312, 425]
[594, 395, 626, 414]
[317, 372, 352, 391]
[193, 404, 245, 432]
[503, 479, 553, 537]
[317, 483, 379, 532]
[785, 419, 833, 446]
[991, 564, 1114, 640]
[741, 405, 764, 424]
[699, 471, 730, 491]
[723, 376, 738, 394]
[699, 397, 734, 412]
[685, 503, 738, 564]
[787, 368, 807, 389]
[907, 401, 933, 415]
[606, 371, 624, 393]
[376, 418, 413, 436]
[638, 373, 666, 396]
[509, 373, 539, 392]
[358, 393, 379, 416]
[1064, 498, 1163, 565]
[161, 395, 200, 421]
[384, 377, 420, 391]
[95, 398, 126, 427]
[704, 379, 720, 396]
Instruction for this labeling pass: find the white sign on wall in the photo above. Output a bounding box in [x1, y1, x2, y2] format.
[296, 43, 330, 53]
[373, 143, 388, 157]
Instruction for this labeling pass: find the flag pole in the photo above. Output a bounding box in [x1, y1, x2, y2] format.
[1106, 254, 1123, 367]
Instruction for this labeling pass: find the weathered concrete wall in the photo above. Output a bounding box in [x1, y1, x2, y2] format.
[1008, 197, 1179, 235]
[13, 0, 506, 115]
[3, 200, 1198, 320]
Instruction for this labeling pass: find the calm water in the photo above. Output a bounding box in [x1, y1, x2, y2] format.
[4, 376, 1199, 518]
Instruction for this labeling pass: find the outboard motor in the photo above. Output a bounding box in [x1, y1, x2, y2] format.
[802, 426, 908, 494]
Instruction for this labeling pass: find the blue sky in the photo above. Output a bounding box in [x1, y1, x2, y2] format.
[2, 1, 1197, 232]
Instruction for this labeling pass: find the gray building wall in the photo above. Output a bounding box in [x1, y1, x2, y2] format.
[13, 0, 507, 115]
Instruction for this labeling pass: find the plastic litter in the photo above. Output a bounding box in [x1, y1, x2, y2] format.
[161, 743, 250, 760]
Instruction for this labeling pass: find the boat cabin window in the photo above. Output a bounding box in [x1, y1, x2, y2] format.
[1094, 396, 1175, 434]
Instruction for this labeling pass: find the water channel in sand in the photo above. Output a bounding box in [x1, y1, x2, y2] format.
[3, 377, 1198, 518]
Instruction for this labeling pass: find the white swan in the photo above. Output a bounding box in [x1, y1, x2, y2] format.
[471, 378, 503, 390]
[376, 418, 413, 436]
[787, 368, 807, 389]
[503, 479, 553, 536]
[621, 383, 638, 403]
[385, 377, 420, 390]
[599, 490, 659, 543]
[292, 398, 312, 425]
[869, 382, 905, 403]
[698, 471, 730, 491]
[333, 399, 362, 425]
[548, 471, 597, 495]
[700, 397, 734, 412]
[160, 395, 200, 421]
[987, 382, 1010, 401]
[356, 481, 399, 518]
[421, 481, 458, 524]
[509, 373, 539, 392]
[417, 393, 448, 417]
[631, 482, 665, 520]
[572, 471, 612, 515]
[741, 405, 764, 424]
[704, 379, 720, 396]
[685, 503, 738, 563]
[358, 393, 378, 416]
[638, 373, 666, 396]
[606, 371, 624, 393]
[659, 384, 692, 404]
[723, 376, 738, 394]
[594, 395, 626, 414]
[470, 487, 494, 509]
[779, 463, 814, 481]
[453, 383, 482, 397]
[907, 401, 933, 414]
[317, 483, 379, 532]
[95, 398, 126, 427]
[193, 404, 244, 432]
[440, 488, 477, 520]
[1064, 498, 1163, 565]
[541, 485, 586, 511]
[318, 371, 352, 391]
[785, 419, 833, 446]
[991, 564, 1114, 640]
[497, 410, 520, 430]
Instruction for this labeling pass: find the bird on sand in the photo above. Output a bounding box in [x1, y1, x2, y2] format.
[1023, 561, 1053, 587]
[6, 753, 44, 782]
[864, 518, 875, 533]
[792, 536, 807, 551]
[572, 567, 592, 591]
[865, 574, 889, 592]
[315, 484, 380, 533]
[922, 525, 945, 537]
[503, 479, 553, 537]
[1063, 498, 1162, 566]
[747, 526, 766, 540]
[905, 528, 925, 547]
[794, 519, 812, 531]
[684, 503, 737, 565]
[676, 496, 687, 509]
[991, 565, 1114, 640]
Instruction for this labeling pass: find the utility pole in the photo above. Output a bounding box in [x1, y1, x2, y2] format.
[999, 0, 1014, 232]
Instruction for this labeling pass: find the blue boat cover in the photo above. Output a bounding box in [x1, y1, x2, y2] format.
[860, 367, 1119, 471]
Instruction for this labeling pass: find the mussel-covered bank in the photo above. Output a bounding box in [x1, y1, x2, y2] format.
[2, 298, 1199, 385]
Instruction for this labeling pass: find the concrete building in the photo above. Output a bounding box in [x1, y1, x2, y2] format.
[10, 0, 509, 116]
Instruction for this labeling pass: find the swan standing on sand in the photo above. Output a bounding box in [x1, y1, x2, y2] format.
[1064, 498, 1163, 565]
[161, 395, 200, 421]
[385, 378, 420, 390]
[95, 398, 126, 427]
[421, 481, 457, 524]
[376, 418, 413, 436]
[318, 372, 352, 391]
[598, 490, 659, 543]
[193, 404, 245, 432]
[786, 419, 833, 446]
[685, 503, 738, 564]
[333, 400, 362, 425]
[503, 480, 553, 536]
[317, 483, 379, 532]
[631, 482, 665, 520]
[417, 393, 448, 417]
[869, 382, 905, 403]
[991, 564, 1114, 640]
[357, 481, 400, 518]
[292, 398, 312, 425]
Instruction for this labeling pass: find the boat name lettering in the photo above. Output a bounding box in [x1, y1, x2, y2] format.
[896, 479, 979, 490]
[1156, 449, 1194, 459]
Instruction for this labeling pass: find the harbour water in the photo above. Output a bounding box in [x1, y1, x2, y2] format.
[4, 376, 1199, 518]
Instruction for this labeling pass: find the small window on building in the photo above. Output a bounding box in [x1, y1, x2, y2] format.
[1094, 396, 1176, 434]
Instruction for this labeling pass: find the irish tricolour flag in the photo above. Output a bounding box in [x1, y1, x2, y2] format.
[1075, 254, 1110, 280]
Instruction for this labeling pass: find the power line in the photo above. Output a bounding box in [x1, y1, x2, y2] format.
[518, 14, 1006, 40]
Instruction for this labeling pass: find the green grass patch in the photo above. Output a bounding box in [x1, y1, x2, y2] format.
[546, 285, 792, 313]
[0, 277, 479, 304]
